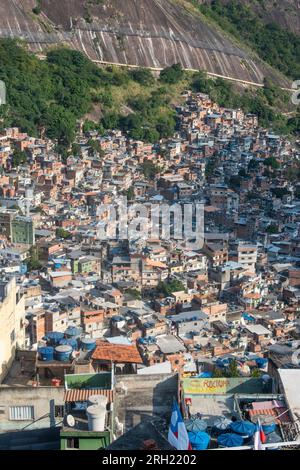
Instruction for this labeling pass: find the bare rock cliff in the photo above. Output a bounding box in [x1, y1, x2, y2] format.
[0, 0, 292, 86]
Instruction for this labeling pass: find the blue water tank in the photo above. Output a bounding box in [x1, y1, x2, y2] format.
[54, 344, 73, 362]
[81, 338, 97, 351]
[111, 315, 125, 323]
[262, 423, 276, 435]
[38, 346, 54, 361]
[64, 326, 82, 339]
[59, 338, 78, 350]
[43, 332, 64, 346]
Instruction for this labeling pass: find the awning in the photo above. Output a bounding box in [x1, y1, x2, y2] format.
[64, 389, 114, 402]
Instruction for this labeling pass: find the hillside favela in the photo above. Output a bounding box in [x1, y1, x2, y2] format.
[0, 0, 300, 454]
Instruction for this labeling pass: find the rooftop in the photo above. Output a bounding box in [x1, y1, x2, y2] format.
[156, 335, 186, 354]
[278, 369, 300, 421]
[244, 324, 271, 336]
[92, 342, 143, 364]
[107, 420, 174, 450]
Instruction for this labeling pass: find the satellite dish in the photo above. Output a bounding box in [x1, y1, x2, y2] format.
[66, 414, 75, 428]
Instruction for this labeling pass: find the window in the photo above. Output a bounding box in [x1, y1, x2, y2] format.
[9, 406, 34, 421]
[66, 438, 80, 449]
[55, 405, 64, 418]
[0, 406, 5, 415]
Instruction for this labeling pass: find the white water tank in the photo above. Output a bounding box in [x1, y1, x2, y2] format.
[86, 405, 106, 432]
[88, 394, 108, 408]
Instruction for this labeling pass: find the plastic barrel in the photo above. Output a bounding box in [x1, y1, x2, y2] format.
[64, 326, 83, 339]
[86, 405, 106, 432]
[81, 337, 97, 351]
[38, 346, 54, 361]
[44, 331, 64, 346]
[59, 338, 78, 350]
[54, 344, 72, 362]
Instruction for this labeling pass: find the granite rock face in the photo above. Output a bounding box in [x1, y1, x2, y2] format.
[0, 0, 292, 86]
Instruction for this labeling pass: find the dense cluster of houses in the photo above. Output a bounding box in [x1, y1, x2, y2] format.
[0, 90, 300, 449]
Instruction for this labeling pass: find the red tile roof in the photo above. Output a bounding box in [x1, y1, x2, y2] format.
[92, 341, 143, 364]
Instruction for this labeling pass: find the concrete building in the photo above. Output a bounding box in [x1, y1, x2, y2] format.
[237, 243, 258, 271]
[11, 216, 35, 245]
[0, 277, 26, 382]
[0, 208, 17, 240]
[0, 384, 64, 432]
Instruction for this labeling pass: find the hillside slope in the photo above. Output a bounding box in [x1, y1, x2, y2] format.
[235, 0, 300, 35]
[0, 0, 291, 86]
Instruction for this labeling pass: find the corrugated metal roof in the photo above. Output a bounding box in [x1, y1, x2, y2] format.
[64, 389, 114, 402]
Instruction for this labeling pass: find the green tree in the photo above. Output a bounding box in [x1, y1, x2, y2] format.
[72, 143, 82, 156]
[56, 228, 72, 239]
[212, 367, 225, 378]
[225, 359, 240, 378]
[26, 246, 42, 271]
[191, 71, 212, 94]
[266, 224, 279, 234]
[32, 6, 41, 15]
[125, 288, 141, 300]
[11, 149, 27, 167]
[142, 160, 160, 179]
[126, 186, 135, 200]
[198, 0, 300, 79]
[87, 139, 104, 157]
[157, 279, 185, 296]
[130, 68, 154, 86]
[43, 104, 76, 146]
[160, 64, 184, 84]
[264, 157, 280, 170]
[251, 368, 262, 378]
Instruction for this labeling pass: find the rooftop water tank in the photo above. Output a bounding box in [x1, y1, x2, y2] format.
[44, 332, 64, 346]
[54, 344, 73, 362]
[88, 394, 108, 408]
[262, 422, 276, 435]
[86, 405, 106, 432]
[59, 338, 78, 350]
[81, 337, 97, 351]
[38, 346, 54, 362]
[64, 326, 83, 339]
[111, 315, 125, 323]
